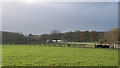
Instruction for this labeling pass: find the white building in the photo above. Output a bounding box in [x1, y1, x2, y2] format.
[52, 40, 63, 43]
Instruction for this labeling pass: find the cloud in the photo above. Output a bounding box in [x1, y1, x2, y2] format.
[2, 2, 118, 34]
[0, 4, 2, 31]
[0, 0, 119, 2]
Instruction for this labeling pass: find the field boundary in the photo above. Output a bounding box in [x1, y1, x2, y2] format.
[1, 66, 119, 68]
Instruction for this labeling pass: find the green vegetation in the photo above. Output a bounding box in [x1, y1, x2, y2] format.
[2, 44, 118, 66]
[2, 30, 103, 44]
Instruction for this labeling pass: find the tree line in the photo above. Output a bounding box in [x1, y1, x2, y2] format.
[98, 27, 120, 44]
[2, 30, 104, 44]
[2, 27, 119, 44]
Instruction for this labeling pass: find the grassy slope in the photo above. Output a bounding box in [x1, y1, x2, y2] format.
[2, 45, 118, 66]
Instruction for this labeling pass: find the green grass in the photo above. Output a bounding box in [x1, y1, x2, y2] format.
[2, 44, 118, 66]
[85, 45, 95, 47]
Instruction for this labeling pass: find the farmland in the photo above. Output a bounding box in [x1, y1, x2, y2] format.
[2, 44, 118, 66]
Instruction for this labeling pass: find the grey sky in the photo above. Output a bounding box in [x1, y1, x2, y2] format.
[2, 2, 118, 35]
[0, 0, 119, 2]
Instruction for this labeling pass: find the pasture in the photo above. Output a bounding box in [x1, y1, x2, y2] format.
[2, 44, 118, 66]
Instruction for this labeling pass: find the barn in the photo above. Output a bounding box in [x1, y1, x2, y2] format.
[47, 39, 63, 43]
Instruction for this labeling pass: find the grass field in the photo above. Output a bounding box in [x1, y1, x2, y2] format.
[2, 44, 118, 66]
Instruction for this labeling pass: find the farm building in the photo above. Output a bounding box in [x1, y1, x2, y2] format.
[47, 39, 63, 43]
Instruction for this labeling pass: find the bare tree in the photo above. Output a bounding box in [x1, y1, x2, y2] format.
[51, 29, 61, 34]
[98, 27, 120, 44]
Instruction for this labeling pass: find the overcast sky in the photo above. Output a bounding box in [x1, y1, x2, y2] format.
[2, 2, 118, 35]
